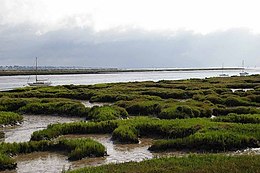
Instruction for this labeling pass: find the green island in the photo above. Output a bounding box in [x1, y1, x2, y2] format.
[0, 75, 260, 172]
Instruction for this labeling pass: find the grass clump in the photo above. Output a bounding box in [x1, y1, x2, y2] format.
[0, 111, 23, 125]
[118, 100, 162, 116]
[31, 121, 119, 141]
[158, 105, 201, 119]
[214, 113, 260, 124]
[149, 131, 259, 152]
[57, 138, 106, 160]
[112, 126, 139, 143]
[87, 106, 128, 122]
[0, 153, 16, 171]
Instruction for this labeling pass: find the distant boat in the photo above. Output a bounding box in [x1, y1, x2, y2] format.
[28, 57, 51, 86]
[219, 63, 229, 77]
[239, 60, 249, 76]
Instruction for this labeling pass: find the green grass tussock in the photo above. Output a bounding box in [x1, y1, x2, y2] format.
[112, 126, 139, 143]
[0, 153, 16, 171]
[87, 106, 128, 122]
[149, 131, 259, 152]
[214, 113, 260, 124]
[0, 111, 23, 125]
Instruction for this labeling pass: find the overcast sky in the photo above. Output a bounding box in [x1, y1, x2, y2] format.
[1, 0, 260, 68]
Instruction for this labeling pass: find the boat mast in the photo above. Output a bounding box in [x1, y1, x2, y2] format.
[35, 57, 38, 82]
[242, 60, 245, 72]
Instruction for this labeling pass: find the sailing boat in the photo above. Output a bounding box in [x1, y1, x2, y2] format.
[239, 60, 249, 76]
[28, 57, 51, 86]
[219, 63, 229, 77]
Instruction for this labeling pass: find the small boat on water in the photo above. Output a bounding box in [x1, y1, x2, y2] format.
[239, 60, 249, 76]
[27, 57, 51, 86]
[219, 63, 229, 77]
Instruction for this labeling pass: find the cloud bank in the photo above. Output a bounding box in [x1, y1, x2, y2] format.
[1, 0, 260, 68]
[0, 24, 260, 68]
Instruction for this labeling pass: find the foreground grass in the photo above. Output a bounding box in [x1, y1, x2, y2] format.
[68, 154, 260, 173]
[0, 111, 23, 125]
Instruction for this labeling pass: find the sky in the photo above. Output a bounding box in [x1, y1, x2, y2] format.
[1, 0, 260, 68]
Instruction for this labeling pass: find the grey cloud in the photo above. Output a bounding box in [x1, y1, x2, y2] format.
[0, 25, 260, 68]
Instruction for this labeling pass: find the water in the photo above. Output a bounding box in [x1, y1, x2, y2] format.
[1, 115, 83, 143]
[1, 69, 260, 91]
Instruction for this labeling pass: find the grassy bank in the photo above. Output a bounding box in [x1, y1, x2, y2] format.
[0, 67, 243, 76]
[68, 154, 260, 173]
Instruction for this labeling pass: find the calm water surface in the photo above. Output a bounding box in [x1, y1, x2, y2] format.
[1, 69, 260, 91]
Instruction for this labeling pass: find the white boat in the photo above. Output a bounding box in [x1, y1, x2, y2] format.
[239, 71, 249, 76]
[219, 63, 229, 77]
[28, 57, 51, 86]
[239, 60, 249, 76]
[219, 73, 229, 77]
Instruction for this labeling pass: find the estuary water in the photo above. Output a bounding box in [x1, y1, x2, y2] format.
[1, 69, 260, 91]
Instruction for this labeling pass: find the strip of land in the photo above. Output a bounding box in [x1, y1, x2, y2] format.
[0, 67, 243, 76]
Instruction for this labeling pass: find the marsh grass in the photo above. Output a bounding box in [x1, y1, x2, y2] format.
[214, 113, 260, 124]
[68, 154, 260, 173]
[0, 111, 23, 125]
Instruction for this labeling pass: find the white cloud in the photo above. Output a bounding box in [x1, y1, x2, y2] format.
[1, 0, 260, 34]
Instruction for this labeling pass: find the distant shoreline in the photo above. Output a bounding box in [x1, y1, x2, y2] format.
[0, 67, 243, 76]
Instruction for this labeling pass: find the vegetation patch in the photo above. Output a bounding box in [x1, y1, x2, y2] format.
[149, 131, 259, 152]
[0, 98, 88, 117]
[118, 100, 162, 116]
[68, 154, 260, 173]
[112, 126, 139, 143]
[0, 153, 16, 171]
[87, 105, 128, 122]
[0, 111, 23, 125]
[214, 113, 260, 124]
